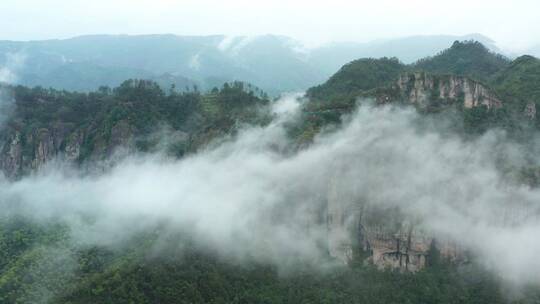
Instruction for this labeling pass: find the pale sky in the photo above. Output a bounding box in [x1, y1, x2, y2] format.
[1, 0, 539, 51]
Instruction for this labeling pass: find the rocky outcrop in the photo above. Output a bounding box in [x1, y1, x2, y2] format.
[0, 123, 78, 178]
[396, 72, 503, 109]
[354, 214, 464, 272]
[326, 176, 465, 271]
[0, 120, 134, 179]
[525, 102, 537, 120]
[0, 131, 23, 177]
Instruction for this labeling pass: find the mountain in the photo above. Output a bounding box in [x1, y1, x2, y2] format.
[308, 41, 512, 103]
[413, 40, 510, 82]
[298, 44, 540, 275]
[307, 57, 405, 102]
[307, 33, 500, 76]
[0, 33, 503, 95]
[303, 41, 540, 138]
[0, 34, 316, 95]
[0, 80, 269, 178]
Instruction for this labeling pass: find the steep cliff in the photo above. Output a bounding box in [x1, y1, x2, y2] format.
[0, 80, 269, 179]
[326, 176, 465, 271]
[396, 72, 503, 109]
[0, 121, 133, 178]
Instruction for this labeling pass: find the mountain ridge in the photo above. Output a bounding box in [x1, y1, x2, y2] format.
[0, 33, 509, 95]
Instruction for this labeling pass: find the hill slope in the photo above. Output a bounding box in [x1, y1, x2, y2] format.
[413, 40, 510, 82]
[302, 41, 540, 138]
[307, 57, 405, 103]
[307, 41, 512, 105]
[0, 80, 269, 178]
[492, 55, 540, 112]
[309, 33, 501, 75]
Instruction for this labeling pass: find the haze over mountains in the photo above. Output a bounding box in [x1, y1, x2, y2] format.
[0, 33, 505, 95]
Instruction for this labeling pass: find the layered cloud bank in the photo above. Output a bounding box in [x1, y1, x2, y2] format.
[2, 96, 540, 285]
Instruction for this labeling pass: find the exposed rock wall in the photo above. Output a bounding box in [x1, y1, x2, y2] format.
[0, 120, 133, 179]
[397, 72, 503, 109]
[326, 176, 465, 271]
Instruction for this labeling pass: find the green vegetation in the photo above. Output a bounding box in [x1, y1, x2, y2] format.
[1, 79, 269, 170]
[302, 40, 540, 137]
[2, 216, 531, 304]
[307, 41, 510, 105]
[492, 55, 540, 101]
[307, 57, 405, 104]
[458, 55, 540, 133]
[492, 55, 540, 119]
[413, 40, 510, 82]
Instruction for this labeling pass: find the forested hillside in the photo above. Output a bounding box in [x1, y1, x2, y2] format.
[0, 217, 513, 304]
[307, 41, 512, 103]
[413, 40, 510, 82]
[0, 80, 269, 178]
[305, 41, 540, 136]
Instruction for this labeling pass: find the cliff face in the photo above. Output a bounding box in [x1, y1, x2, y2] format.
[0, 121, 134, 178]
[327, 176, 464, 271]
[396, 72, 503, 109]
[0, 80, 269, 179]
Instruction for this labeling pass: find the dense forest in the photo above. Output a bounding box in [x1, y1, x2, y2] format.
[0, 216, 521, 304]
[0, 79, 270, 178]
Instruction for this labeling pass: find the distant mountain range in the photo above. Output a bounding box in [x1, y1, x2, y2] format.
[0, 33, 510, 94]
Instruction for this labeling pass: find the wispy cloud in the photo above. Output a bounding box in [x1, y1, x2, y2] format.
[0, 52, 26, 128]
[2, 97, 540, 286]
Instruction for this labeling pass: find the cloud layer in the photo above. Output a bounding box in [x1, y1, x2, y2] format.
[2, 97, 540, 286]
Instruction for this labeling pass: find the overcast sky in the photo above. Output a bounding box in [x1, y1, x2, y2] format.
[1, 0, 539, 51]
